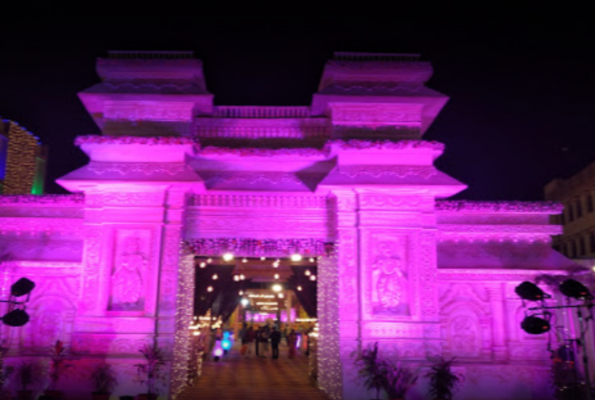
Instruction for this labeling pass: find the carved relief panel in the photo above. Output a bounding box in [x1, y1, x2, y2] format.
[361, 231, 418, 320]
[108, 229, 151, 312]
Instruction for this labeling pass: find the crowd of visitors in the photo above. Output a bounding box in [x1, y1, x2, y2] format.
[237, 322, 314, 360]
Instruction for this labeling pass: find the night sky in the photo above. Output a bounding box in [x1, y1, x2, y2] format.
[1, 11, 592, 200]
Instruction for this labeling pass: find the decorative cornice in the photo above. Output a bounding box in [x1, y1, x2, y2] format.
[0, 217, 83, 234]
[439, 224, 561, 235]
[87, 162, 188, 176]
[75, 135, 196, 146]
[438, 268, 570, 282]
[200, 172, 304, 186]
[189, 194, 327, 209]
[326, 139, 444, 152]
[0, 194, 85, 206]
[198, 146, 325, 158]
[436, 200, 563, 213]
[337, 165, 438, 179]
[185, 238, 329, 257]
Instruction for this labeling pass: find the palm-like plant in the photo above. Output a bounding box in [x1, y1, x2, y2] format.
[90, 363, 117, 395]
[352, 342, 386, 399]
[135, 343, 166, 398]
[383, 362, 418, 400]
[425, 356, 463, 400]
[49, 340, 71, 390]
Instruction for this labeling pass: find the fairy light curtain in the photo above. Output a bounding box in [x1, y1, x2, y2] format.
[288, 266, 317, 317]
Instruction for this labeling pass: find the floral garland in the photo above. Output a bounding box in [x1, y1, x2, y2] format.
[436, 200, 563, 213]
[74, 135, 196, 146]
[185, 238, 330, 257]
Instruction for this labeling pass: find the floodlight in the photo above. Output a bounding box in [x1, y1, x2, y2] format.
[10, 277, 35, 297]
[515, 281, 548, 301]
[521, 315, 551, 335]
[559, 279, 594, 300]
[2, 309, 30, 327]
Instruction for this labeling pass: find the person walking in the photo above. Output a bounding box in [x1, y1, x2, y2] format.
[254, 326, 261, 357]
[288, 329, 298, 359]
[270, 326, 281, 359]
[260, 325, 270, 358]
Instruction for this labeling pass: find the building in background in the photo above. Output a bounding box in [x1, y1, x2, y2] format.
[545, 162, 595, 259]
[0, 118, 47, 194]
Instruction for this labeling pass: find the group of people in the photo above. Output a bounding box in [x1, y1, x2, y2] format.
[239, 323, 299, 359]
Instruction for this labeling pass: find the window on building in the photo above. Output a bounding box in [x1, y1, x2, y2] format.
[567, 203, 574, 222]
[560, 213, 566, 225]
[588, 194, 594, 213]
[576, 199, 583, 218]
[579, 237, 585, 256]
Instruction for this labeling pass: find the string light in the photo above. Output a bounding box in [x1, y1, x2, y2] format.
[260, 257, 266, 261]
[273, 261, 279, 268]
[310, 275, 316, 281]
[199, 262, 206, 268]
[309, 258, 315, 263]
[212, 274, 218, 280]
[305, 270, 311, 276]
[297, 286, 302, 291]
[239, 290, 244, 295]
[233, 275, 240, 282]
[207, 286, 213, 292]
[274, 273, 280, 280]
[242, 258, 248, 263]
[278, 293, 284, 299]
[240, 274, 246, 280]
[207, 258, 213, 264]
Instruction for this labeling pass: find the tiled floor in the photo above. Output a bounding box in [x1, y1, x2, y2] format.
[178, 344, 328, 400]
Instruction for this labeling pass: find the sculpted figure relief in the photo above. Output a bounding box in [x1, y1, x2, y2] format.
[110, 235, 147, 311]
[371, 252, 410, 316]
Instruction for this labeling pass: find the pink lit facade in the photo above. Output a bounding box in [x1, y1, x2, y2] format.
[0, 51, 576, 399]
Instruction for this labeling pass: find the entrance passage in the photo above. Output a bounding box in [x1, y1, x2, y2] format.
[178, 343, 328, 400]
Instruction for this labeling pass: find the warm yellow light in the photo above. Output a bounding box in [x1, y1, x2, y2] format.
[212, 274, 218, 280]
[291, 254, 303, 262]
[199, 262, 207, 268]
[240, 274, 246, 280]
[242, 258, 248, 263]
[233, 275, 240, 282]
[274, 273, 280, 280]
[260, 257, 266, 261]
[272, 284, 283, 292]
[309, 257, 315, 263]
[305, 270, 311, 276]
[273, 262, 279, 268]
[297, 286, 302, 291]
[239, 290, 244, 295]
[310, 275, 316, 281]
[207, 286, 213, 292]
[223, 253, 234, 262]
[207, 258, 213, 263]
[278, 293, 284, 299]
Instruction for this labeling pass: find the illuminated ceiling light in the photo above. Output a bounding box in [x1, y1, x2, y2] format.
[239, 290, 244, 295]
[242, 258, 248, 263]
[241, 298, 250, 307]
[240, 274, 246, 280]
[309, 257, 315, 263]
[291, 254, 303, 262]
[233, 275, 240, 282]
[514, 281, 549, 301]
[260, 257, 266, 261]
[278, 293, 284, 299]
[212, 274, 218, 280]
[207, 286, 213, 292]
[276, 258, 280, 263]
[199, 262, 207, 268]
[559, 279, 594, 300]
[222, 253, 234, 262]
[274, 274, 280, 280]
[273, 262, 279, 268]
[297, 286, 302, 291]
[272, 284, 283, 292]
[521, 315, 551, 335]
[305, 270, 311, 276]
[310, 275, 316, 281]
[193, 331, 200, 336]
[207, 258, 213, 264]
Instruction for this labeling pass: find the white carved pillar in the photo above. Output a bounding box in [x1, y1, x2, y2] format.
[488, 284, 508, 361]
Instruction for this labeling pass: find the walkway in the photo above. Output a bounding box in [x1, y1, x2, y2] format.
[178, 344, 328, 400]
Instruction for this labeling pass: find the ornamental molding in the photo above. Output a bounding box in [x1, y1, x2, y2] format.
[185, 238, 328, 257]
[362, 321, 441, 339]
[187, 217, 328, 237]
[337, 165, 437, 179]
[195, 118, 330, 139]
[189, 194, 327, 209]
[436, 200, 563, 214]
[0, 217, 83, 234]
[103, 102, 195, 121]
[329, 104, 422, 127]
[438, 268, 569, 282]
[358, 194, 428, 210]
[200, 171, 304, 186]
[85, 192, 165, 207]
[0, 194, 85, 206]
[87, 161, 188, 176]
[326, 139, 444, 152]
[75, 135, 195, 146]
[438, 224, 561, 235]
[198, 146, 325, 158]
[11, 261, 81, 270]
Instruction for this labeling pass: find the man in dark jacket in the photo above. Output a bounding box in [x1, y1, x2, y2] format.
[270, 326, 282, 359]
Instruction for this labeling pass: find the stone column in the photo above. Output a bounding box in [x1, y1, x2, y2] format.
[487, 284, 508, 361]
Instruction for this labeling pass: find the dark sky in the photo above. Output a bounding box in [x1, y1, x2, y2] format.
[1, 11, 592, 200]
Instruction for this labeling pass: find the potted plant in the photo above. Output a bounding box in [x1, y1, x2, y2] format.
[351, 342, 386, 400]
[45, 341, 71, 399]
[425, 356, 463, 400]
[14, 361, 42, 400]
[134, 343, 166, 400]
[382, 362, 418, 400]
[90, 363, 117, 400]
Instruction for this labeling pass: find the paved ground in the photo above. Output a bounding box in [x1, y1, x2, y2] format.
[178, 344, 328, 400]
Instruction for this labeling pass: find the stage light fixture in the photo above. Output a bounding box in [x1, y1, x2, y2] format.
[559, 279, 594, 300]
[515, 281, 548, 301]
[10, 277, 35, 297]
[520, 315, 551, 335]
[2, 309, 30, 327]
